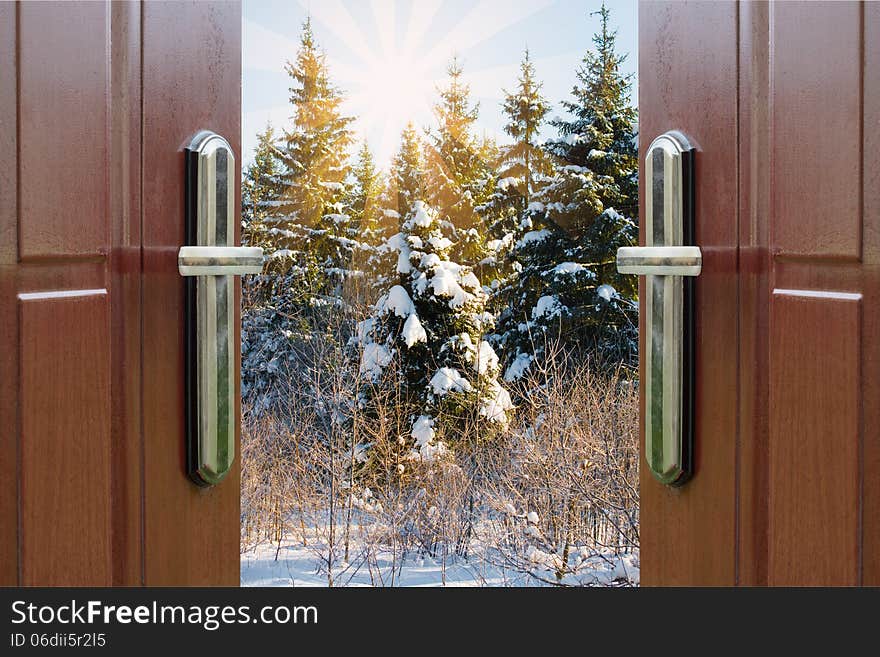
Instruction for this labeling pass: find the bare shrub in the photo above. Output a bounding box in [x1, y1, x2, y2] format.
[241, 332, 639, 586]
[474, 343, 639, 584]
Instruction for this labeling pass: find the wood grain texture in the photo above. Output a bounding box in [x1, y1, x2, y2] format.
[0, 0, 18, 585]
[644, 0, 876, 587]
[863, 0, 880, 587]
[19, 291, 112, 586]
[1, 0, 118, 586]
[768, 291, 861, 585]
[1, 0, 240, 585]
[736, 0, 772, 586]
[638, 0, 738, 585]
[18, 1, 109, 260]
[770, 1, 862, 259]
[108, 0, 144, 586]
[142, 0, 241, 585]
[762, 3, 872, 585]
[738, 2, 874, 585]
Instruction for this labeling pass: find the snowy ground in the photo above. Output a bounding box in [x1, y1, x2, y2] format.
[241, 533, 639, 587]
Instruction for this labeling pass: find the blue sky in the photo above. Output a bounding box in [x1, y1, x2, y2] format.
[242, 0, 638, 167]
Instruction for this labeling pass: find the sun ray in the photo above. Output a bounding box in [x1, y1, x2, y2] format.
[242, 19, 300, 73]
[321, 53, 369, 89]
[460, 62, 522, 97]
[370, 0, 397, 60]
[243, 17, 363, 86]
[400, 0, 442, 57]
[298, 0, 377, 68]
[421, 0, 555, 71]
[374, 120, 399, 174]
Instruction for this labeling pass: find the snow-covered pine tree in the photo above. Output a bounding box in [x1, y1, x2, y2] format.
[495, 49, 553, 215]
[242, 121, 294, 295]
[369, 123, 429, 300]
[267, 18, 357, 290]
[241, 120, 317, 306]
[382, 122, 427, 228]
[349, 140, 383, 236]
[495, 5, 639, 379]
[240, 120, 317, 410]
[424, 57, 496, 267]
[356, 200, 512, 462]
[544, 2, 638, 296]
[477, 49, 554, 291]
[345, 140, 385, 305]
[241, 20, 359, 411]
[242, 122, 282, 252]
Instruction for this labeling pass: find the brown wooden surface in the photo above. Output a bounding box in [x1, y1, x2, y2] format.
[771, 2, 862, 259]
[863, 0, 880, 587]
[754, 0, 876, 586]
[638, 0, 739, 585]
[0, 0, 20, 587]
[644, 0, 879, 585]
[20, 292, 112, 585]
[0, 0, 241, 586]
[764, 2, 869, 585]
[1, 0, 118, 586]
[141, 0, 241, 586]
[108, 0, 145, 587]
[18, 1, 109, 259]
[736, 0, 772, 586]
[768, 291, 861, 584]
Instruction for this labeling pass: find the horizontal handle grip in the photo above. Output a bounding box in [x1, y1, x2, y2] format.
[178, 246, 264, 276]
[616, 246, 702, 276]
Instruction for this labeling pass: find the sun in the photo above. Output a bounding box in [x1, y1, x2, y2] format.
[353, 48, 436, 164]
[361, 54, 433, 133]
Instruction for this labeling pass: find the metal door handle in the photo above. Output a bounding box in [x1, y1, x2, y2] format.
[180, 130, 263, 487]
[616, 246, 701, 276]
[617, 130, 697, 487]
[178, 246, 264, 276]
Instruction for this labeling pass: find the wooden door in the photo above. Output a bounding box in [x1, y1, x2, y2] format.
[0, 0, 241, 586]
[640, 0, 880, 585]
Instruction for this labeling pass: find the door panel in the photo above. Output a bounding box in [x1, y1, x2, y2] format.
[1, 0, 117, 586]
[20, 291, 112, 585]
[643, 0, 879, 585]
[141, 0, 241, 586]
[638, 0, 739, 586]
[770, 2, 862, 259]
[768, 290, 861, 585]
[108, 0, 145, 588]
[18, 1, 110, 259]
[762, 1, 875, 586]
[0, 0, 19, 586]
[0, 0, 241, 586]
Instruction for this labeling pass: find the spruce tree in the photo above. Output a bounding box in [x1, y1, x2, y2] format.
[498, 49, 553, 211]
[369, 124, 429, 299]
[425, 57, 495, 241]
[495, 4, 638, 378]
[344, 140, 385, 305]
[478, 49, 553, 287]
[270, 18, 356, 284]
[544, 2, 638, 294]
[241, 20, 358, 411]
[349, 140, 383, 235]
[356, 201, 512, 462]
[383, 122, 427, 228]
[242, 122, 282, 252]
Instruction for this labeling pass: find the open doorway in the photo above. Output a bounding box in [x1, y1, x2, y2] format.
[238, 0, 640, 587]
